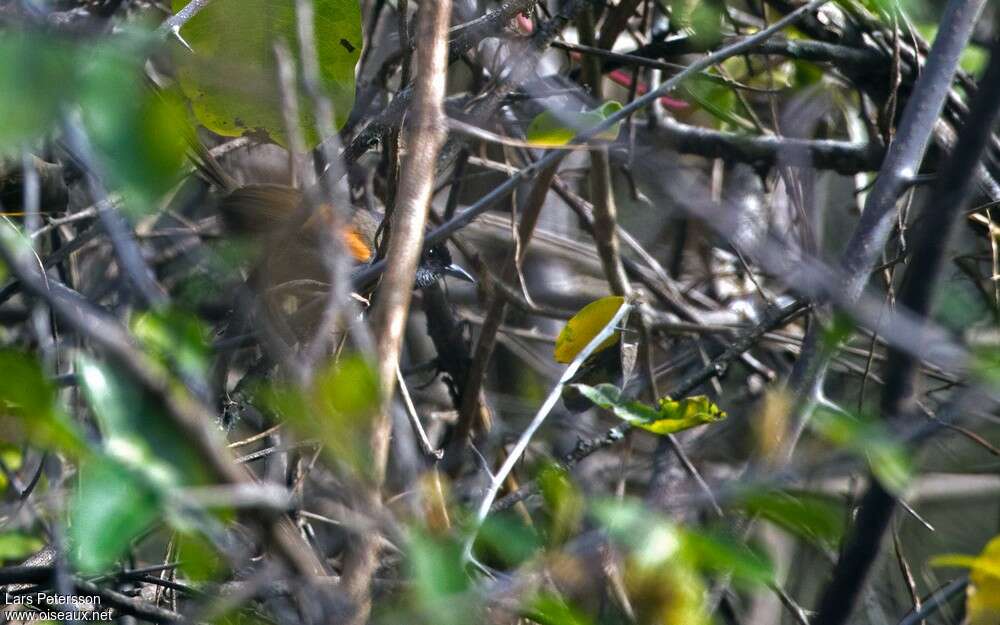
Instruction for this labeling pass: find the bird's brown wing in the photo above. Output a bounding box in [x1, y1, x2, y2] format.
[219, 183, 381, 264]
[217, 184, 305, 238]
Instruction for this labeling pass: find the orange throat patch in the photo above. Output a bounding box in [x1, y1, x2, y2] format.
[342, 228, 374, 262]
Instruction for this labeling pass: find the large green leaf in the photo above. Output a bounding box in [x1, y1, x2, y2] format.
[0, 34, 76, 151]
[263, 354, 379, 475]
[473, 512, 541, 568]
[69, 455, 161, 574]
[592, 498, 774, 585]
[680, 530, 775, 586]
[0, 350, 87, 457]
[0, 532, 44, 562]
[0, 32, 187, 206]
[591, 498, 766, 625]
[78, 42, 188, 206]
[130, 308, 211, 383]
[538, 464, 584, 548]
[810, 406, 911, 494]
[525, 593, 594, 625]
[739, 489, 844, 546]
[76, 355, 209, 489]
[407, 531, 474, 625]
[172, 0, 362, 146]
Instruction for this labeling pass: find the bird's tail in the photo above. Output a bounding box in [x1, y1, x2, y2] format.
[185, 132, 239, 193]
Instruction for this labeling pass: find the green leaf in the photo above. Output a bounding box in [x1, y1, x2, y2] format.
[738, 489, 844, 546]
[172, 0, 363, 146]
[821, 312, 855, 352]
[0, 532, 44, 562]
[76, 356, 210, 489]
[525, 593, 594, 625]
[650, 395, 727, 434]
[679, 530, 775, 586]
[972, 345, 1000, 388]
[263, 354, 379, 475]
[591, 499, 719, 625]
[537, 464, 584, 548]
[473, 512, 540, 568]
[0, 350, 87, 457]
[78, 42, 188, 206]
[811, 406, 912, 494]
[315, 354, 380, 416]
[0, 32, 186, 203]
[131, 308, 211, 382]
[69, 455, 161, 574]
[914, 23, 988, 76]
[176, 530, 227, 581]
[591, 498, 682, 568]
[682, 77, 749, 131]
[527, 101, 623, 147]
[0, 444, 21, 492]
[793, 59, 824, 88]
[407, 531, 473, 625]
[571, 383, 661, 421]
[592, 498, 774, 585]
[0, 33, 76, 151]
[572, 384, 726, 435]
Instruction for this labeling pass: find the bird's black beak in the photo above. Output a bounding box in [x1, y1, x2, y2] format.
[444, 263, 476, 283]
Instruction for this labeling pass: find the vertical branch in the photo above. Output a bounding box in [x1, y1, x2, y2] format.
[810, 33, 1000, 625]
[340, 0, 451, 620]
[295, 0, 376, 376]
[61, 120, 167, 309]
[783, 0, 987, 455]
[273, 41, 311, 188]
[578, 5, 630, 296]
[446, 156, 564, 472]
[384, 0, 411, 214]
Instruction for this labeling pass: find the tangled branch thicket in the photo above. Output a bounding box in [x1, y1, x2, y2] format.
[1, 0, 999, 624]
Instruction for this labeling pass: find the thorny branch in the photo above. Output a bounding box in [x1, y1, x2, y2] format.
[3, 1, 1000, 624]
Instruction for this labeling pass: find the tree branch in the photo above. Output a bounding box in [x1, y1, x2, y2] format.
[339, 0, 451, 621]
[783, 0, 987, 457]
[810, 32, 1000, 625]
[650, 115, 884, 174]
[352, 0, 834, 288]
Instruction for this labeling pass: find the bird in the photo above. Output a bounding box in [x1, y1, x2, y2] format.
[215, 183, 474, 289]
[188, 145, 475, 350]
[190, 148, 475, 294]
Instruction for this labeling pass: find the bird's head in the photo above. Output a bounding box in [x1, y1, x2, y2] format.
[415, 242, 475, 289]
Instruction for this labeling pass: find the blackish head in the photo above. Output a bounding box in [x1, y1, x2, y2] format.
[415, 243, 475, 289]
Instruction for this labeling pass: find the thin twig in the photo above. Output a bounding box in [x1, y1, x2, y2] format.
[352, 0, 834, 287]
[465, 299, 634, 559]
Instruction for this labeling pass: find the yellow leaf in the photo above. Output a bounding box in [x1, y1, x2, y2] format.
[553, 296, 626, 364]
[931, 535, 1000, 625]
[637, 395, 727, 435]
[969, 539, 1000, 625]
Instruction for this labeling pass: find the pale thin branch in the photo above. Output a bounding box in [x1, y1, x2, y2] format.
[339, 0, 451, 621]
[465, 298, 635, 559]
